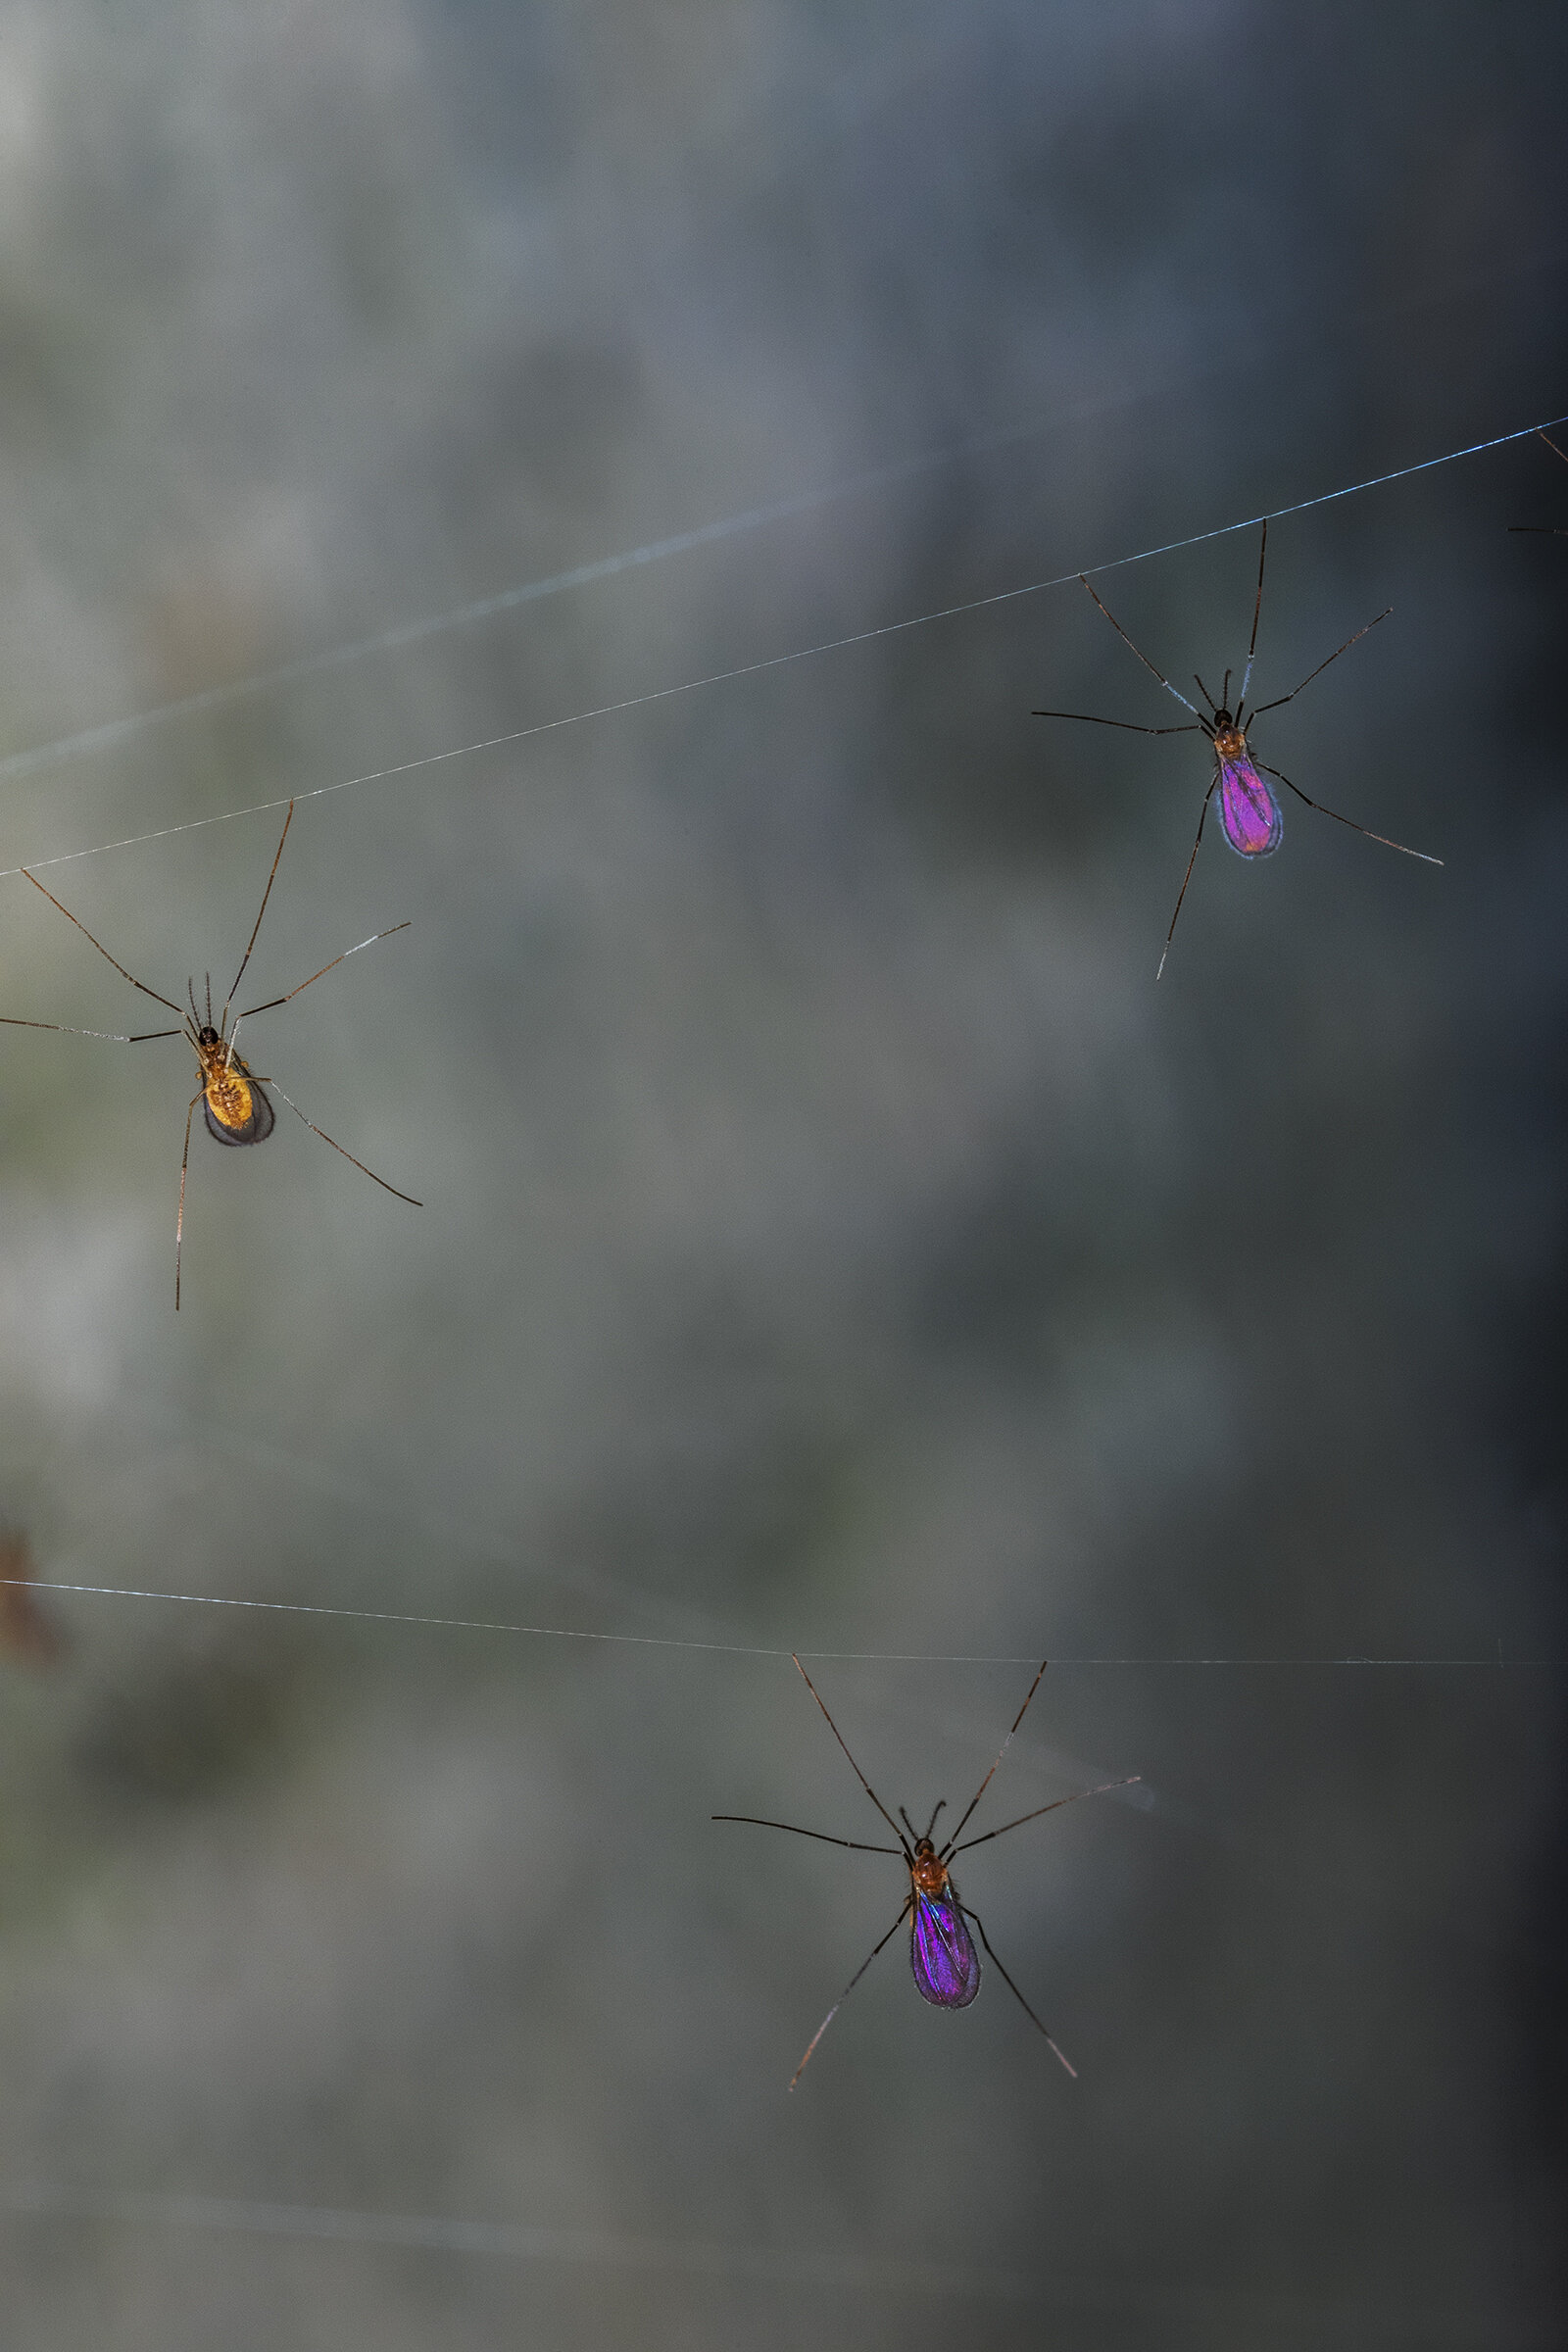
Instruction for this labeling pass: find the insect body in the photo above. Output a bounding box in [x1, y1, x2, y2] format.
[713, 1654, 1137, 2087]
[1209, 719, 1283, 859]
[1033, 518, 1441, 975]
[0, 801, 419, 1305]
[906, 1832, 980, 2006]
[195, 1014, 275, 1147]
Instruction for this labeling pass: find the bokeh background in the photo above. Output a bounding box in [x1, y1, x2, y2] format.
[0, 2, 1563, 2344]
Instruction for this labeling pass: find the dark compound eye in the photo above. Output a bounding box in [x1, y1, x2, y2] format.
[198, 1025, 220, 1045]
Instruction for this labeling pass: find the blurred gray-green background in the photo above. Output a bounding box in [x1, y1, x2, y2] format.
[0, 3, 1563, 2345]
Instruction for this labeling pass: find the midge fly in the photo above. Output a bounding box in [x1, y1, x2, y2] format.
[714, 1654, 1137, 2088]
[1034, 519, 1442, 976]
[0, 801, 419, 1305]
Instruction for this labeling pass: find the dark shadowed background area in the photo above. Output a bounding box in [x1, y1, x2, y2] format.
[0, 2, 1563, 2345]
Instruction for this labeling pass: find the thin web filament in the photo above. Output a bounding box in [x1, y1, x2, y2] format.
[2, 408, 1563, 887]
[0, 1576, 1553, 1668]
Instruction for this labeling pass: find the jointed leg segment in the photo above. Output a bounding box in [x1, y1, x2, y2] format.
[790, 1901, 911, 2090]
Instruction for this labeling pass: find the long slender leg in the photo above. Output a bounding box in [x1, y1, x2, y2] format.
[950, 1775, 1142, 1857]
[960, 1907, 1076, 2079]
[940, 1658, 1049, 1857]
[710, 1815, 901, 1856]
[790, 1902, 910, 2091]
[1031, 710, 1204, 737]
[0, 1017, 181, 1042]
[1257, 764, 1442, 864]
[1239, 517, 1268, 704]
[19, 872, 184, 1017]
[230, 923, 411, 1064]
[175, 1092, 201, 1312]
[1078, 578, 1202, 716]
[270, 1086, 422, 1205]
[791, 1655, 908, 1850]
[1536, 428, 1568, 466]
[220, 801, 294, 1029]
[1156, 777, 1218, 982]
[1247, 607, 1391, 716]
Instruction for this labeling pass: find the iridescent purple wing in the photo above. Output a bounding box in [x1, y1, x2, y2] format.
[1217, 754, 1283, 858]
[909, 1890, 982, 2008]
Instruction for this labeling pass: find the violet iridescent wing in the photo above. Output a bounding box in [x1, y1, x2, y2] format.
[1217, 754, 1283, 858]
[909, 1890, 981, 2008]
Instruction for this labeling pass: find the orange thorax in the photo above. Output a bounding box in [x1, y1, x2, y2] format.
[909, 1840, 950, 1897]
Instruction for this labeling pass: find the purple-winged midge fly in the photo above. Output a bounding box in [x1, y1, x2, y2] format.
[1508, 426, 1568, 537]
[1033, 518, 1442, 976]
[713, 1655, 1137, 2088]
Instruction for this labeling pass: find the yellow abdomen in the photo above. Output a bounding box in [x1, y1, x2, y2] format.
[205, 1068, 256, 1133]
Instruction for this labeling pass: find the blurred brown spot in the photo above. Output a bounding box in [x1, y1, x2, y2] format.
[0, 1534, 68, 1668]
[140, 565, 273, 701]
